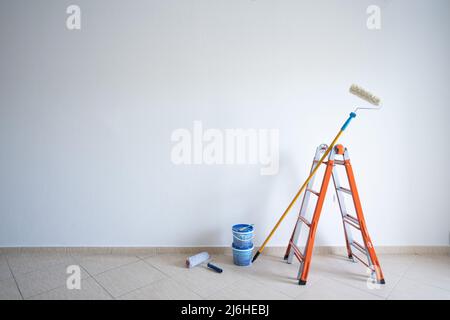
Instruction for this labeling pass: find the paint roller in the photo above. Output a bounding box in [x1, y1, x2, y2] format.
[186, 252, 223, 273]
[252, 84, 382, 263]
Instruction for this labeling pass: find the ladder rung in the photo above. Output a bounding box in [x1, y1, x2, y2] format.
[343, 215, 360, 230]
[337, 187, 352, 195]
[334, 160, 346, 165]
[298, 215, 311, 227]
[289, 241, 304, 262]
[351, 241, 367, 255]
[344, 214, 359, 224]
[351, 252, 371, 269]
[306, 188, 320, 196]
[313, 160, 328, 165]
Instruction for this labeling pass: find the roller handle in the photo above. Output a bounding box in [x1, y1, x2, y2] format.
[341, 112, 356, 131]
[207, 263, 223, 273]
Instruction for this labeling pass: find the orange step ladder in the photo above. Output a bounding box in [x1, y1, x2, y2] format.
[284, 144, 385, 285]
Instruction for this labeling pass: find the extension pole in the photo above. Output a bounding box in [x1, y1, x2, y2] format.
[252, 112, 357, 263]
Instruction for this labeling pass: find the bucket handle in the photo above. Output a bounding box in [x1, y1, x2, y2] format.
[233, 234, 255, 241]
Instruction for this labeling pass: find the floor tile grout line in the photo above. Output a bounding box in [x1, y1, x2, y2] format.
[229, 256, 323, 300]
[384, 253, 418, 300]
[114, 277, 166, 300]
[400, 275, 450, 294]
[140, 257, 181, 279]
[87, 256, 171, 299]
[214, 256, 306, 300]
[72, 252, 173, 299]
[206, 258, 301, 299]
[85, 257, 146, 278]
[84, 274, 116, 300]
[397, 254, 450, 293]
[223, 257, 314, 299]
[114, 276, 203, 300]
[72, 253, 182, 299]
[137, 254, 158, 261]
[139, 257, 208, 299]
[293, 276, 327, 300]
[390, 275, 450, 298]
[142, 256, 256, 300]
[69, 254, 116, 301]
[109, 274, 168, 299]
[23, 264, 95, 300]
[384, 254, 450, 299]
[4, 255, 24, 300]
[5, 253, 77, 277]
[230, 272, 299, 299]
[329, 267, 400, 300]
[140, 256, 186, 278]
[336, 253, 423, 299]
[195, 276, 250, 300]
[313, 255, 394, 299]
[314, 275, 386, 300]
[69, 253, 142, 278]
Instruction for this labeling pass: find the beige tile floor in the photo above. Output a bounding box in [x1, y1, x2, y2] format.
[0, 251, 449, 300]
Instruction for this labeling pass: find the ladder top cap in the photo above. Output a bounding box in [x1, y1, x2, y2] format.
[335, 144, 345, 155]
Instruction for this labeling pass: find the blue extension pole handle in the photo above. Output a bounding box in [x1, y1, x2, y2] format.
[341, 112, 357, 131]
[207, 263, 223, 273]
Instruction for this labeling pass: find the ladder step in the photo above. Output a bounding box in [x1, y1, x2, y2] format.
[351, 241, 367, 255]
[306, 188, 320, 196]
[337, 187, 352, 195]
[351, 252, 372, 269]
[344, 214, 359, 224]
[298, 215, 311, 227]
[289, 241, 304, 262]
[315, 159, 345, 165]
[343, 214, 360, 230]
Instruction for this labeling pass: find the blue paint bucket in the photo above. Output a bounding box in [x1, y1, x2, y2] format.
[232, 224, 254, 249]
[232, 243, 253, 266]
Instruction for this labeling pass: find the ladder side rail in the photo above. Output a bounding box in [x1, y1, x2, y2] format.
[343, 151, 385, 283]
[331, 163, 355, 259]
[286, 145, 327, 264]
[298, 159, 334, 284]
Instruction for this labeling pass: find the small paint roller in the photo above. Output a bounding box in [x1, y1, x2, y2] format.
[186, 252, 223, 273]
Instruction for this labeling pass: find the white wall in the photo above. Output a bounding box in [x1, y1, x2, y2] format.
[0, 0, 449, 247]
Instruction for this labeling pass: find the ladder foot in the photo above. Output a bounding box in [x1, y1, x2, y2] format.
[283, 254, 289, 260]
[298, 279, 307, 285]
[379, 279, 386, 285]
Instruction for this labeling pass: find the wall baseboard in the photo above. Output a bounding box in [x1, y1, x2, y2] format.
[0, 246, 449, 255]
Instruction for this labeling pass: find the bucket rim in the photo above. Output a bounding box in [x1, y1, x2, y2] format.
[232, 224, 254, 234]
[232, 244, 254, 251]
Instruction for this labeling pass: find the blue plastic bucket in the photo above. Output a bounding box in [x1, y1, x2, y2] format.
[232, 224, 254, 249]
[232, 244, 254, 266]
